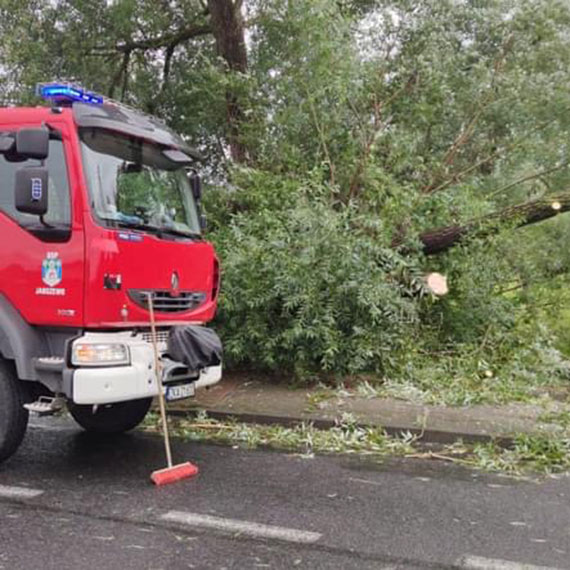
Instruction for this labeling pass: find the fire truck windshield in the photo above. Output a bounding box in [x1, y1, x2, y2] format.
[80, 128, 201, 238]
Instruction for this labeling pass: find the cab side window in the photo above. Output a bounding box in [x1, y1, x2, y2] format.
[0, 138, 71, 227]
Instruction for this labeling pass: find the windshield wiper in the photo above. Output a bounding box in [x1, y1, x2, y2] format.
[157, 226, 202, 240]
[104, 219, 201, 240]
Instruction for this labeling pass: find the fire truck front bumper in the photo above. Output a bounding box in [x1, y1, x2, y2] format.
[65, 331, 222, 405]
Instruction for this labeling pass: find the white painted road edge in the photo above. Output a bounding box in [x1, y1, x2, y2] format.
[458, 555, 563, 570]
[0, 484, 44, 499]
[161, 511, 322, 544]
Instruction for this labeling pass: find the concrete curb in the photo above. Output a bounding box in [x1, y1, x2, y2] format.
[163, 377, 567, 448]
[167, 407, 516, 447]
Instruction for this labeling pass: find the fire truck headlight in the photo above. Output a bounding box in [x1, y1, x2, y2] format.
[72, 343, 130, 367]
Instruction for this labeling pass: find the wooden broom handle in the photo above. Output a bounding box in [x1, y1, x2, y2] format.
[147, 293, 173, 468]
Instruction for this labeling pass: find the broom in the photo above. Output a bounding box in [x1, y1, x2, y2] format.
[147, 293, 199, 486]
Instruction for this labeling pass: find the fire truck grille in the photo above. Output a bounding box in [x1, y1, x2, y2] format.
[128, 289, 207, 313]
[140, 330, 170, 344]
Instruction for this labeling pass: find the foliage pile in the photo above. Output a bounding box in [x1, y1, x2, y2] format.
[143, 411, 570, 476]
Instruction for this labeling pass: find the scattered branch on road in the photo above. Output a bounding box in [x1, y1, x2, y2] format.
[141, 411, 570, 476]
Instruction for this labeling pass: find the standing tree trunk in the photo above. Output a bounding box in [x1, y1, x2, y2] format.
[207, 0, 249, 163]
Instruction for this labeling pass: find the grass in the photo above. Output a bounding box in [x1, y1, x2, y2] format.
[538, 409, 570, 429]
[304, 389, 336, 413]
[142, 411, 570, 477]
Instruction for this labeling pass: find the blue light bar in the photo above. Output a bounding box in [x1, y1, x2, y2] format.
[36, 83, 104, 106]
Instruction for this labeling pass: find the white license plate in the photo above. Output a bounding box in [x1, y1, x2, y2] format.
[165, 383, 195, 401]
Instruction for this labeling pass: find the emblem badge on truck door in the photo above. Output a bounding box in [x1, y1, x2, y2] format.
[42, 252, 62, 287]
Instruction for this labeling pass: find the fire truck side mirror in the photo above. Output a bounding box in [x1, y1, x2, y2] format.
[16, 128, 49, 160]
[188, 170, 202, 201]
[15, 167, 49, 216]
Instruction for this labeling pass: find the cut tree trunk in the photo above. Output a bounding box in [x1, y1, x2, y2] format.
[413, 194, 570, 255]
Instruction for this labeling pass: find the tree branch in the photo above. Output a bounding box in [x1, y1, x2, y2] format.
[424, 119, 556, 195]
[93, 24, 212, 55]
[108, 50, 131, 99]
[423, 35, 514, 194]
[347, 72, 418, 200]
[162, 43, 176, 91]
[487, 161, 570, 199]
[307, 92, 336, 187]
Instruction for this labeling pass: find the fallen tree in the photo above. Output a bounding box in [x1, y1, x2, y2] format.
[409, 194, 570, 255]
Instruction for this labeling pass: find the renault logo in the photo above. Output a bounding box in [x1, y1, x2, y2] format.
[170, 271, 180, 297]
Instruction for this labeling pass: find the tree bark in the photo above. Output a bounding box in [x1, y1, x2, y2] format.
[413, 194, 570, 255]
[207, 0, 249, 163]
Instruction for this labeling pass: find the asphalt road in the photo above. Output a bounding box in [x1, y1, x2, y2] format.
[0, 416, 568, 570]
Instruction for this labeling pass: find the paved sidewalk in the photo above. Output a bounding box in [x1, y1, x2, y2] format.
[168, 375, 569, 445]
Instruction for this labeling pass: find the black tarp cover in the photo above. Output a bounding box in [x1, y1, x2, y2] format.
[167, 325, 222, 371]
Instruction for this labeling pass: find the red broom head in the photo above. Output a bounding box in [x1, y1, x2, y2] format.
[151, 462, 199, 486]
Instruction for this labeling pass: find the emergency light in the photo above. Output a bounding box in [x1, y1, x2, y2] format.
[36, 83, 104, 106]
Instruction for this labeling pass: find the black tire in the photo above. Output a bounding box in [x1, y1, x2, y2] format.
[0, 358, 29, 463]
[68, 398, 152, 434]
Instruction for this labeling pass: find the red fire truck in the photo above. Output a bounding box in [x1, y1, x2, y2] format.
[0, 84, 222, 463]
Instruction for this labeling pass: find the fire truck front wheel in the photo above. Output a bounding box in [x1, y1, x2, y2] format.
[68, 398, 153, 434]
[0, 359, 29, 463]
